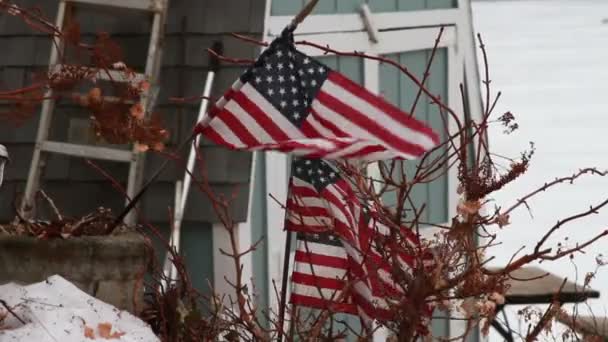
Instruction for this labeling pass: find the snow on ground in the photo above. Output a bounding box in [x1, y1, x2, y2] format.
[0, 275, 158, 342]
[472, 0, 608, 339]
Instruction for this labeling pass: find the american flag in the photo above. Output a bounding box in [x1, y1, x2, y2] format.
[195, 30, 439, 161]
[287, 158, 429, 326]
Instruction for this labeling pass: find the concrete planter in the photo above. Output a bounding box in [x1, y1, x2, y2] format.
[0, 233, 149, 313]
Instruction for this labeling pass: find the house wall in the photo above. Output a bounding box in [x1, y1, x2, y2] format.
[0, 0, 265, 295]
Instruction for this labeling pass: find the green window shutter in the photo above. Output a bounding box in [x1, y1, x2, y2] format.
[431, 309, 450, 339]
[182, 223, 214, 295]
[271, 0, 304, 16]
[379, 48, 449, 225]
[379, 49, 449, 337]
[149, 223, 214, 298]
[372, 0, 457, 12]
[272, 0, 455, 16]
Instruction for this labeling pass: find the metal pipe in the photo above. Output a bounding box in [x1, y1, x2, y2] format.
[161, 41, 222, 286]
[0, 144, 8, 189]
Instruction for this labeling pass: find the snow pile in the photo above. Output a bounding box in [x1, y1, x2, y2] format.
[0, 275, 158, 342]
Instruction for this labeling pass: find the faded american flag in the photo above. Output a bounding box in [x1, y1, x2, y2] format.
[195, 30, 439, 161]
[286, 158, 430, 326]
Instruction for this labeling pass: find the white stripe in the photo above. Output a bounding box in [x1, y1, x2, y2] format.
[294, 138, 339, 151]
[208, 117, 246, 148]
[215, 96, 228, 110]
[306, 112, 338, 138]
[376, 269, 404, 294]
[294, 262, 348, 280]
[323, 140, 371, 159]
[289, 195, 322, 208]
[296, 240, 347, 259]
[289, 195, 326, 209]
[360, 150, 412, 161]
[292, 283, 345, 301]
[356, 306, 373, 329]
[287, 213, 331, 227]
[340, 240, 365, 266]
[291, 176, 317, 191]
[323, 79, 437, 150]
[225, 100, 276, 144]
[240, 83, 305, 140]
[327, 202, 355, 232]
[312, 100, 380, 144]
[215, 80, 242, 110]
[353, 281, 390, 310]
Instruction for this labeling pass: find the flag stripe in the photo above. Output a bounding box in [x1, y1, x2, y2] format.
[240, 83, 305, 140]
[327, 72, 440, 145]
[294, 251, 348, 272]
[230, 91, 290, 142]
[315, 91, 428, 157]
[290, 294, 357, 314]
[206, 116, 248, 148]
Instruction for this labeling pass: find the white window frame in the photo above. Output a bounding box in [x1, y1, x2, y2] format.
[260, 1, 484, 340]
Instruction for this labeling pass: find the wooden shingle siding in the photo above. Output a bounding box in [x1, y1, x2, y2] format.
[271, 0, 456, 16]
[0, 0, 264, 224]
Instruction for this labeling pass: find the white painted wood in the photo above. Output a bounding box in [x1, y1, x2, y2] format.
[447, 43, 468, 339]
[268, 9, 462, 37]
[363, 58, 379, 95]
[294, 27, 456, 58]
[264, 152, 289, 313]
[238, 152, 257, 301]
[212, 222, 236, 306]
[210, 156, 256, 311]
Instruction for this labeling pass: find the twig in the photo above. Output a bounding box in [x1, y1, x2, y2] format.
[38, 190, 63, 221]
[409, 26, 445, 116]
[0, 300, 26, 325]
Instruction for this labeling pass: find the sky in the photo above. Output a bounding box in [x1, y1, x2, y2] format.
[471, 0, 608, 339]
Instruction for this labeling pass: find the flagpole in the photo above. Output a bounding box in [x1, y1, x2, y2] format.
[277, 229, 293, 342]
[276, 2, 321, 340]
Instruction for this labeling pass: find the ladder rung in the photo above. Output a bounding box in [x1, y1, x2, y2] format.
[69, 92, 137, 105]
[53, 64, 147, 84]
[65, 0, 163, 12]
[40, 141, 134, 162]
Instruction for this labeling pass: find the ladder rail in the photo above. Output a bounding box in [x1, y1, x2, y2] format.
[21, 1, 69, 213]
[21, 0, 169, 226]
[125, 1, 167, 224]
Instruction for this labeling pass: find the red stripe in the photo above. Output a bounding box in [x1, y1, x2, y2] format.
[232, 91, 291, 141]
[294, 251, 348, 270]
[309, 108, 348, 138]
[316, 91, 428, 157]
[213, 107, 261, 146]
[291, 272, 345, 290]
[298, 116, 319, 138]
[290, 294, 357, 314]
[289, 183, 318, 197]
[350, 285, 385, 320]
[286, 200, 329, 217]
[328, 72, 440, 145]
[201, 125, 236, 150]
[340, 144, 386, 159]
[285, 221, 330, 233]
